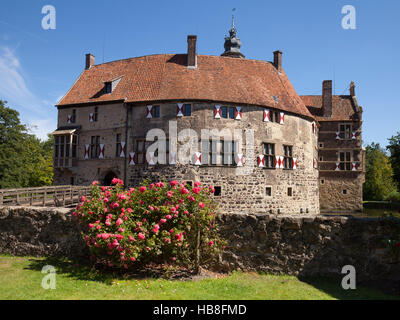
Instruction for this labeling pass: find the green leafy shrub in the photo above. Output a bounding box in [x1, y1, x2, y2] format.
[73, 179, 225, 270]
[385, 191, 400, 202]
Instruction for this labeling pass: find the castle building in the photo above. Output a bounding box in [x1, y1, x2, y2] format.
[53, 25, 364, 214]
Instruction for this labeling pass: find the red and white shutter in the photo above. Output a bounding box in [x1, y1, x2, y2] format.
[129, 152, 135, 165]
[352, 132, 356, 139]
[313, 158, 318, 169]
[99, 144, 105, 159]
[280, 156, 285, 168]
[312, 122, 317, 134]
[352, 162, 357, 171]
[293, 158, 298, 170]
[194, 152, 202, 166]
[235, 154, 244, 167]
[235, 107, 242, 120]
[214, 105, 221, 119]
[263, 109, 270, 122]
[146, 105, 153, 118]
[335, 131, 340, 140]
[335, 162, 340, 171]
[274, 156, 281, 169]
[279, 112, 285, 125]
[258, 155, 265, 168]
[84, 144, 89, 160]
[177, 103, 184, 117]
[120, 142, 126, 158]
[169, 152, 177, 165]
[67, 115, 72, 124]
[89, 113, 94, 122]
[147, 152, 155, 165]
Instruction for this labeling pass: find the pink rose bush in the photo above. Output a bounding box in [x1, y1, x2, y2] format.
[74, 178, 225, 269]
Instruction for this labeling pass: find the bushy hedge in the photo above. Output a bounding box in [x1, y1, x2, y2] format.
[73, 179, 225, 270]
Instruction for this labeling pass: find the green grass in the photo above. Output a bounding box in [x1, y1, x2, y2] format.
[0, 255, 397, 300]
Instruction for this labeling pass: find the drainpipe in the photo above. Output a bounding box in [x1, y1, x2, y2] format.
[123, 103, 129, 188]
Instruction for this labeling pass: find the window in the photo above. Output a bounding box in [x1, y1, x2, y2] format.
[183, 104, 191, 116]
[343, 189, 348, 195]
[339, 123, 352, 140]
[90, 136, 100, 159]
[263, 143, 275, 168]
[287, 187, 293, 197]
[94, 107, 98, 122]
[54, 134, 78, 167]
[283, 145, 293, 169]
[185, 181, 193, 187]
[105, 82, 112, 94]
[72, 135, 77, 158]
[135, 139, 147, 164]
[201, 139, 237, 166]
[116, 134, 122, 157]
[319, 143, 324, 148]
[339, 151, 352, 171]
[220, 106, 235, 119]
[319, 156, 323, 162]
[222, 140, 236, 165]
[265, 187, 272, 197]
[321, 179, 325, 185]
[271, 110, 280, 123]
[153, 105, 160, 118]
[214, 186, 222, 196]
[70, 177, 75, 186]
[71, 109, 76, 123]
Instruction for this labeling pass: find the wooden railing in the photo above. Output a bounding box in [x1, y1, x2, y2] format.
[0, 185, 92, 208]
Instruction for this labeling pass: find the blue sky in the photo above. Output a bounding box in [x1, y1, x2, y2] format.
[0, 0, 399, 147]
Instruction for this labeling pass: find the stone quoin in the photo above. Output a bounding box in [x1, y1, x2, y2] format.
[52, 23, 364, 214]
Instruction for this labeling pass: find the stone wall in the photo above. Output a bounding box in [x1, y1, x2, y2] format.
[0, 206, 86, 258]
[217, 213, 400, 282]
[2, 206, 399, 283]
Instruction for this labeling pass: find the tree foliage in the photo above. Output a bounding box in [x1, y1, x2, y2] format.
[387, 132, 400, 190]
[363, 143, 397, 201]
[0, 100, 53, 189]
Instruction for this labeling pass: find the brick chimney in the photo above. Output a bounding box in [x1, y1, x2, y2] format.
[273, 50, 282, 71]
[350, 81, 356, 96]
[187, 35, 197, 68]
[322, 80, 332, 118]
[85, 53, 95, 70]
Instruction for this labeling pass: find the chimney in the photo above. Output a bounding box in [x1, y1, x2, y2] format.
[273, 50, 282, 71]
[322, 80, 332, 118]
[350, 81, 356, 96]
[187, 35, 197, 68]
[85, 53, 95, 70]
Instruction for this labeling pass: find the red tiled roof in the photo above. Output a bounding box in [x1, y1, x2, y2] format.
[58, 54, 314, 119]
[301, 95, 359, 121]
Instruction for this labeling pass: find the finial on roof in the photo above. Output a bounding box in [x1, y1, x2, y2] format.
[221, 9, 245, 59]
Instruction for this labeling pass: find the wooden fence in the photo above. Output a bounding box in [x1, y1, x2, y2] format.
[0, 185, 92, 208]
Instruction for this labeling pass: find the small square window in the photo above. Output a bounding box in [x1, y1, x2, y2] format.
[105, 82, 112, 94]
[321, 179, 325, 185]
[287, 187, 293, 197]
[214, 186, 222, 196]
[265, 187, 272, 197]
[153, 105, 160, 118]
[319, 156, 323, 162]
[185, 181, 193, 187]
[70, 177, 75, 185]
[183, 104, 191, 116]
[343, 189, 347, 195]
[319, 143, 324, 148]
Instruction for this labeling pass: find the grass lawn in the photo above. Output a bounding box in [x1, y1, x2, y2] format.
[0, 255, 398, 300]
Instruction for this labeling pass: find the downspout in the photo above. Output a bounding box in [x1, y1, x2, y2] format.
[124, 102, 129, 188]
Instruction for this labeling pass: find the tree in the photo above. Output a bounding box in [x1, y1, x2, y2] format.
[0, 100, 53, 189]
[387, 132, 400, 190]
[363, 143, 397, 201]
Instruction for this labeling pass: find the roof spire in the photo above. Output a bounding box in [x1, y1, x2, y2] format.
[221, 9, 245, 59]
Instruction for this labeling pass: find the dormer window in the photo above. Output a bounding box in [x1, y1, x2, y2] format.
[105, 82, 112, 94]
[104, 76, 122, 94]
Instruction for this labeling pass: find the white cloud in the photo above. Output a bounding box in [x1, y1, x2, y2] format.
[0, 46, 56, 141]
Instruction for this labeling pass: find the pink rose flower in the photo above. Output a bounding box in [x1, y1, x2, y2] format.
[170, 180, 178, 187]
[166, 215, 172, 220]
[198, 202, 205, 209]
[88, 223, 94, 229]
[194, 182, 201, 187]
[167, 191, 173, 198]
[116, 218, 123, 226]
[140, 186, 147, 193]
[208, 241, 214, 246]
[138, 233, 146, 240]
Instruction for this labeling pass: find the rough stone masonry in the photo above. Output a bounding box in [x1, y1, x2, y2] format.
[1, 206, 400, 283]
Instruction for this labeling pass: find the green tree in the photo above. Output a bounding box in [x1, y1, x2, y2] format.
[0, 100, 53, 189]
[363, 143, 397, 201]
[387, 132, 400, 190]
